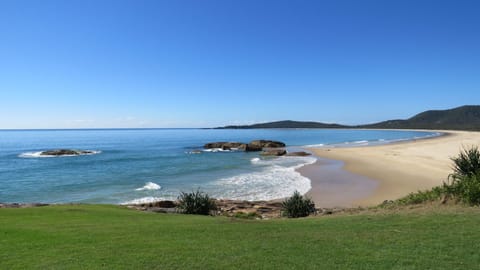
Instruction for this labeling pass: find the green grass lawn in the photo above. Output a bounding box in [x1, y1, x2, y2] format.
[1, 205, 479, 269]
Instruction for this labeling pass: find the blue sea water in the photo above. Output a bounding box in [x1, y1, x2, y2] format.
[0, 129, 440, 204]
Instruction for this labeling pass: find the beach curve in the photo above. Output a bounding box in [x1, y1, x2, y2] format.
[302, 130, 480, 207]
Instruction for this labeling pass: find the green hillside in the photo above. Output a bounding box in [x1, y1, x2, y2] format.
[216, 105, 480, 131]
[360, 105, 480, 130]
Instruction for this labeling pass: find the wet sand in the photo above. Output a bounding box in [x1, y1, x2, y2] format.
[300, 130, 480, 207]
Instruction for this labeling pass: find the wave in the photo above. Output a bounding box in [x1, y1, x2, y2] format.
[212, 156, 317, 201]
[303, 143, 324, 147]
[202, 148, 230, 153]
[135, 182, 161, 191]
[250, 157, 261, 163]
[19, 150, 101, 158]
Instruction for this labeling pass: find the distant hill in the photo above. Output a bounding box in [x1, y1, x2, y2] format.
[359, 105, 480, 131]
[216, 105, 480, 131]
[217, 120, 347, 129]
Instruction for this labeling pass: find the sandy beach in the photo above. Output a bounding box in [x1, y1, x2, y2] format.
[302, 130, 480, 207]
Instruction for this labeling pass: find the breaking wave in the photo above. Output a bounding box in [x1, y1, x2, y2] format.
[135, 182, 161, 191]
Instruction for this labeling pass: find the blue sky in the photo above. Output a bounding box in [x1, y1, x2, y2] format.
[0, 0, 479, 128]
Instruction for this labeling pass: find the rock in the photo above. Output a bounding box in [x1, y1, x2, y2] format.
[255, 207, 274, 213]
[40, 149, 95, 156]
[203, 140, 286, 152]
[155, 200, 176, 208]
[140, 200, 176, 208]
[285, 151, 312, 157]
[260, 149, 287, 156]
[203, 142, 246, 149]
[248, 140, 286, 150]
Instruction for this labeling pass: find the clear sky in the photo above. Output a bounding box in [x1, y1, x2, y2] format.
[0, 0, 479, 128]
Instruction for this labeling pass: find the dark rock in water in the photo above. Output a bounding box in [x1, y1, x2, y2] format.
[203, 140, 286, 152]
[247, 140, 286, 151]
[260, 149, 287, 156]
[286, 151, 312, 157]
[203, 142, 245, 149]
[40, 149, 95, 156]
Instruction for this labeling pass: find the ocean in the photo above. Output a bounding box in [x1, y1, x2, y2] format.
[0, 129, 440, 204]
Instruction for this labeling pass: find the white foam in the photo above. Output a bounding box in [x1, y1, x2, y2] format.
[304, 143, 324, 147]
[135, 182, 161, 191]
[202, 148, 230, 153]
[18, 150, 101, 158]
[212, 156, 317, 201]
[250, 157, 261, 163]
[121, 196, 163, 205]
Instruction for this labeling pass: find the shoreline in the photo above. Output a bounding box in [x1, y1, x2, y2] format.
[302, 130, 480, 207]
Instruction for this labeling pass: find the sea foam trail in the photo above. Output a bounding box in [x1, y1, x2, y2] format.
[135, 182, 161, 191]
[18, 150, 101, 158]
[213, 156, 317, 201]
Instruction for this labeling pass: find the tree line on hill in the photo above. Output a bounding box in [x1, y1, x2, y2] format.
[216, 105, 480, 131]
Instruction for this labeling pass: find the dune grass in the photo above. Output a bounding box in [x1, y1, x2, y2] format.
[1, 204, 480, 269]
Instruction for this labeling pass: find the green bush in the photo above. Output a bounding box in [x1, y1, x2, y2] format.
[233, 211, 260, 219]
[447, 146, 480, 205]
[177, 190, 217, 215]
[448, 173, 480, 205]
[451, 146, 480, 178]
[394, 186, 446, 206]
[282, 191, 315, 218]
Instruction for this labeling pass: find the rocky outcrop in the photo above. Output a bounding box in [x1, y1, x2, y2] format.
[260, 149, 287, 156]
[248, 140, 286, 150]
[285, 151, 312, 157]
[40, 149, 96, 156]
[204, 140, 286, 152]
[203, 142, 246, 150]
[127, 199, 359, 219]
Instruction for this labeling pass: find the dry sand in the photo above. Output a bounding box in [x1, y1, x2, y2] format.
[302, 130, 480, 207]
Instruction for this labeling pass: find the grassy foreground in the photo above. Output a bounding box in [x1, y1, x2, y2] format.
[1, 205, 480, 269]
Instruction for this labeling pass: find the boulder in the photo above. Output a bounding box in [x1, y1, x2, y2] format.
[203, 140, 286, 152]
[40, 149, 95, 156]
[260, 149, 287, 156]
[203, 142, 245, 149]
[285, 151, 312, 157]
[247, 140, 286, 151]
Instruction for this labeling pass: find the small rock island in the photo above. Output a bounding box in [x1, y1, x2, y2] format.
[40, 149, 97, 156]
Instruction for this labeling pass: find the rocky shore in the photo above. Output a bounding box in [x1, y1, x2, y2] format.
[127, 199, 348, 219]
[0, 201, 358, 219]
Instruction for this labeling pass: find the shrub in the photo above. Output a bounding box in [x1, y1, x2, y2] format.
[394, 186, 446, 206]
[282, 191, 315, 218]
[448, 173, 480, 205]
[447, 146, 480, 205]
[233, 211, 260, 219]
[451, 146, 480, 178]
[177, 190, 217, 215]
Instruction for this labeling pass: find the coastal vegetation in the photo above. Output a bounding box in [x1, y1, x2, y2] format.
[218, 105, 480, 131]
[281, 191, 316, 218]
[177, 190, 217, 215]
